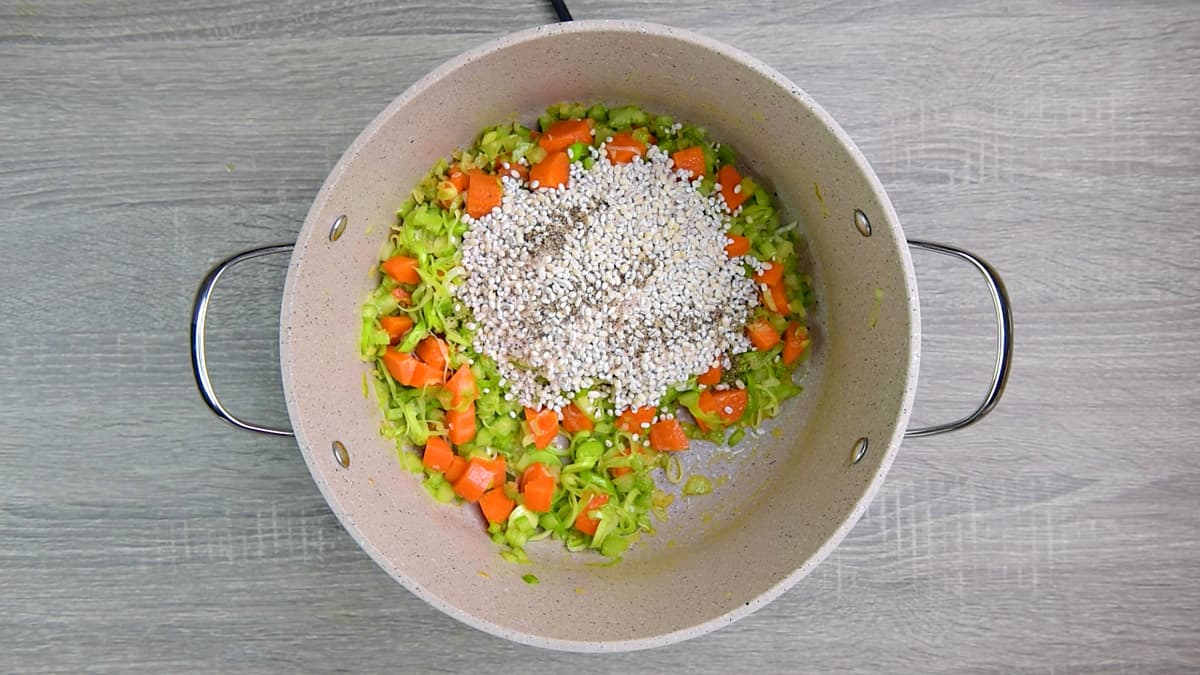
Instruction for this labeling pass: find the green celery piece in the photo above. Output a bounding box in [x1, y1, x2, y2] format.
[608, 105, 648, 129]
[682, 475, 713, 496]
[600, 533, 630, 558]
[574, 439, 605, 467]
[727, 427, 747, 446]
[585, 103, 609, 122]
[716, 143, 737, 166]
[567, 141, 589, 163]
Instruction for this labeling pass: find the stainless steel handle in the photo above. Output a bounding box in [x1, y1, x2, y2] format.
[190, 245, 296, 436]
[904, 239, 1014, 438]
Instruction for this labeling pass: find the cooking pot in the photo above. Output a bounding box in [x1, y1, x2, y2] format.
[190, 21, 1013, 651]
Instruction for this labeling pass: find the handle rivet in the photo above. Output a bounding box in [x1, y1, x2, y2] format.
[851, 437, 869, 464]
[329, 214, 348, 242]
[332, 440, 350, 468]
[853, 209, 872, 237]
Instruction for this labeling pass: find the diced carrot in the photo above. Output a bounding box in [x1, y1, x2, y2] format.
[695, 390, 728, 432]
[529, 151, 570, 190]
[446, 403, 476, 445]
[746, 317, 781, 351]
[452, 457, 494, 502]
[754, 261, 784, 287]
[649, 418, 689, 451]
[717, 164, 750, 212]
[466, 170, 503, 219]
[574, 493, 609, 536]
[524, 407, 559, 449]
[422, 437, 454, 472]
[724, 233, 751, 258]
[519, 462, 553, 491]
[718, 390, 750, 422]
[522, 476, 555, 513]
[390, 286, 413, 306]
[378, 315, 414, 344]
[446, 164, 469, 193]
[445, 365, 478, 410]
[539, 119, 593, 152]
[444, 455, 467, 483]
[782, 322, 811, 366]
[479, 487, 516, 524]
[380, 256, 421, 284]
[494, 155, 529, 183]
[605, 131, 646, 164]
[615, 406, 656, 433]
[381, 349, 441, 387]
[697, 364, 722, 386]
[761, 280, 791, 316]
[409, 362, 443, 387]
[414, 335, 449, 376]
[478, 455, 506, 488]
[381, 348, 408, 382]
[560, 402, 594, 434]
[671, 146, 706, 178]
[699, 388, 749, 425]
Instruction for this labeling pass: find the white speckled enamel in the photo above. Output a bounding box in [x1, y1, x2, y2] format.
[279, 21, 920, 652]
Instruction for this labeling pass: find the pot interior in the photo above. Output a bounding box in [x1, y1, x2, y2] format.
[280, 20, 918, 650]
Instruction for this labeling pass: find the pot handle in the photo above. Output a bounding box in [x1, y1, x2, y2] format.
[190, 244, 296, 437]
[904, 239, 1014, 438]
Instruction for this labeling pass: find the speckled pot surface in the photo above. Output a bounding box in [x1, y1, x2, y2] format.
[279, 20, 919, 651]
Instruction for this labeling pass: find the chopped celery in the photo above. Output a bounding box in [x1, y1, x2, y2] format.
[608, 105, 649, 129]
[574, 439, 604, 468]
[600, 534, 630, 558]
[630, 127, 655, 146]
[526, 145, 547, 165]
[664, 455, 684, 484]
[398, 451, 424, 474]
[682, 475, 714, 496]
[611, 473, 636, 493]
[361, 101, 814, 565]
[585, 103, 608, 122]
[423, 474, 456, 503]
[727, 427, 747, 447]
[566, 141, 589, 163]
[716, 143, 737, 166]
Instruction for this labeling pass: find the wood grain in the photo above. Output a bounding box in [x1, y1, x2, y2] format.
[2, 0, 1198, 671]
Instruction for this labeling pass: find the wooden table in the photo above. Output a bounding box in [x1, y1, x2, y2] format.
[3, 1, 1197, 670]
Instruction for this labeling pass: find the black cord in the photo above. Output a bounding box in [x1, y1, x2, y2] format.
[550, 0, 573, 21]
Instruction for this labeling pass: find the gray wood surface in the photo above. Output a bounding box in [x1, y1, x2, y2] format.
[2, 0, 1198, 671]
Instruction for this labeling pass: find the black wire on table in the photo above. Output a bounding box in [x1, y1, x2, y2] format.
[550, 0, 573, 21]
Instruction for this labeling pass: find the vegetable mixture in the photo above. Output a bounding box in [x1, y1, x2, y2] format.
[360, 102, 814, 563]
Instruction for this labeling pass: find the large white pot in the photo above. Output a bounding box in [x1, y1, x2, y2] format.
[191, 20, 1012, 652]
